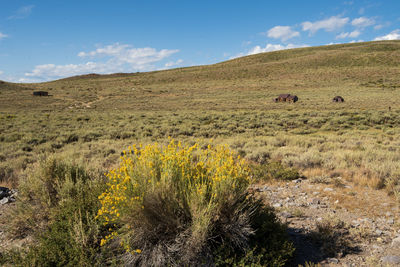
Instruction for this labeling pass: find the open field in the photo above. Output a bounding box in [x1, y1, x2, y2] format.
[1, 40, 400, 190]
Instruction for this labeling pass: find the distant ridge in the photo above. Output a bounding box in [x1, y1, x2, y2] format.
[52, 40, 400, 82]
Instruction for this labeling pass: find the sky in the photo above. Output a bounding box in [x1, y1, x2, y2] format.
[0, 0, 399, 83]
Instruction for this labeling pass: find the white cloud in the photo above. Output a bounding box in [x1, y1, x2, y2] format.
[248, 44, 306, 54]
[267, 26, 300, 41]
[8, 5, 34, 20]
[17, 77, 42, 83]
[374, 24, 384, 30]
[336, 30, 361, 39]
[232, 43, 308, 59]
[302, 16, 349, 34]
[78, 43, 178, 69]
[351, 17, 375, 28]
[349, 40, 364, 43]
[164, 59, 183, 68]
[0, 32, 8, 40]
[374, 29, 400, 41]
[25, 62, 115, 78]
[336, 32, 348, 39]
[0, 70, 3, 75]
[25, 43, 179, 80]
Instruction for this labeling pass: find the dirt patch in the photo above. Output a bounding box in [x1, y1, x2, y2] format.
[251, 178, 400, 266]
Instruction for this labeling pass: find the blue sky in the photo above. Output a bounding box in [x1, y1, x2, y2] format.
[0, 0, 399, 82]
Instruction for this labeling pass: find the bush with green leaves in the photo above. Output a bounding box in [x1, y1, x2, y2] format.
[4, 157, 106, 266]
[251, 161, 300, 181]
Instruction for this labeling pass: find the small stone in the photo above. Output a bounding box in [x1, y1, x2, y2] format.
[273, 203, 282, 208]
[382, 255, 400, 264]
[372, 245, 382, 250]
[313, 191, 319, 195]
[280, 212, 292, 218]
[292, 179, 302, 183]
[376, 229, 383, 236]
[334, 200, 339, 204]
[317, 217, 323, 222]
[311, 198, 320, 205]
[344, 185, 352, 189]
[327, 257, 339, 264]
[377, 237, 384, 243]
[386, 212, 393, 217]
[0, 198, 9, 205]
[391, 236, 400, 247]
[387, 218, 395, 225]
[362, 218, 373, 223]
[352, 220, 360, 227]
[324, 187, 334, 192]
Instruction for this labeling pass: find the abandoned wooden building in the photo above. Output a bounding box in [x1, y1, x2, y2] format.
[33, 91, 49, 96]
[287, 95, 298, 103]
[274, 94, 298, 103]
[332, 96, 344, 102]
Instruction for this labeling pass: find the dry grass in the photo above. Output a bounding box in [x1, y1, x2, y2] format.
[1, 41, 400, 191]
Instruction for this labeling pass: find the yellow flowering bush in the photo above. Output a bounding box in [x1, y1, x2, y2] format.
[96, 140, 250, 260]
[96, 140, 294, 266]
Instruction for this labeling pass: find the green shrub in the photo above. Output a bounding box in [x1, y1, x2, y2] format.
[5, 157, 106, 266]
[64, 134, 79, 144]
[252, 161, 300, 181]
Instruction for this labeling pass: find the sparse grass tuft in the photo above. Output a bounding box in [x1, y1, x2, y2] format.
[310, 215, 358, 258]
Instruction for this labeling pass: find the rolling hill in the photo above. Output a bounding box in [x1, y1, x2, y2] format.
[1, 40, 400, 112]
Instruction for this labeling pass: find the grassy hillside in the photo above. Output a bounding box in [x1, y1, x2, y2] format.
[1, 40, 400, 112]
[1, 40, 400, 190]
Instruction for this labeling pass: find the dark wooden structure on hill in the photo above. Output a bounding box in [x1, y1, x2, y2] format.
[332, 96, 344, 102]
[287, 95, 298, 103]
[274, 94, 298, 103]
[33, 91, 49, 96]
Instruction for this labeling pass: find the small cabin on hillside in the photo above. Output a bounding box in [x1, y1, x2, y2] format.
[33, 91, 49, 96]
[287, 95, 298, 103]
[274, 94, 290, 102]
[332, 96, 344, 102]
[274, 94, 298, 103]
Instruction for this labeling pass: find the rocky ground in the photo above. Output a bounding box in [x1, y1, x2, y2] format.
[1, 178, 400, 266]
[251, 177, 400, 266]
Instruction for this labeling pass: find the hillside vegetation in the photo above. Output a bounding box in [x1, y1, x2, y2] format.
[1, 40, 400, 112]
[1, 41, 400, 187]
[1, 40, 400, 265]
